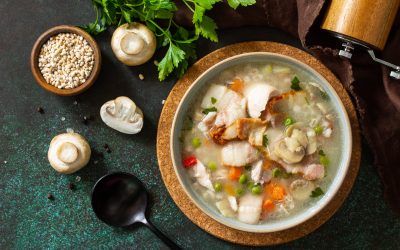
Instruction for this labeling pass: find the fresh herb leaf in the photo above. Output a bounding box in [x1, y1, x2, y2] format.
[182, 116, 193, 130]
[319, 149, 326, 156]
[262, 135, 268, 147]
[291, 76, 302, 91]
[195, 15, 218, 42]
[272, 167, 290, 179]
[211, 97, 217, 104]
[158, 43, 186, 81]
[310, 187, 324, 198]
[81, 0, 255, 81]
[227, 0, 256, 9]
[320, 91, 330, 100]
[202, 107, 217, 114]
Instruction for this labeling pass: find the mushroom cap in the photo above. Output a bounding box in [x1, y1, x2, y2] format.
[111, 22, 156, 66]
[274, 138, 305, 164]
[100, 96, 144, 134]
[48, 132, 91, 174]
[289, 179, 315, 200]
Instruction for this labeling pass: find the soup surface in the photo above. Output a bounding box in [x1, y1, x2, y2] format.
[180, 62, 341, 224]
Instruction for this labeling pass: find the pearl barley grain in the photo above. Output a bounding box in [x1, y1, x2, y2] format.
[38, 33, 94, 89]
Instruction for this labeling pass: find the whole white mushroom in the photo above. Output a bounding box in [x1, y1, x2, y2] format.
[100, 96, 144, 134]
[48, 132, 91, 174]
[111, 22, 156, 66]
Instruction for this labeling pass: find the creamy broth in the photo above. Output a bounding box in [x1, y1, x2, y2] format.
[180, 62, 342, 224]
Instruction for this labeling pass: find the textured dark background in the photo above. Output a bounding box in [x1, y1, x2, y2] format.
[0, 0, 399, 249]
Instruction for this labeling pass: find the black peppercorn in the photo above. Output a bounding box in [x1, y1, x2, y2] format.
[37, 107, 44, 114]
[47, 193, 54, 200]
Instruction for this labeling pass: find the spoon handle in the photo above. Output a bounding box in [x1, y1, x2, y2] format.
[140, 217, 182, 250]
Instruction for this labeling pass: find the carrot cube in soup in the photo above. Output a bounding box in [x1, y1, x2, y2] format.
[266, 183, 286, 201]
[262, 199, 275, 212]
[229, 79, 244, 93]
[228, 167, 241, 180]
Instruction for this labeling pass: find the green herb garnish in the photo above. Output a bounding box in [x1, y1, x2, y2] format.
[291, 76, 301, 91]
[272, 167, 290, 179]
[320, 91, 330, 100]
[202, 107, 217, 114]
[262, 135, 268, 147]
[244, 165, 252, 171]
[211, 97, 217, 104]
[182, 116, 193, 130]
[81, 0, 256, 81]
[310, 187, 324, 198]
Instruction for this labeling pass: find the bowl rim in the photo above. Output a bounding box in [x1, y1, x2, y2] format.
[30, 25, 102, 96]
[170, 52, 352, 233]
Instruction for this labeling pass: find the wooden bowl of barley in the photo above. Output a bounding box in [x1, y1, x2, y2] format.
[31, 25, 101, 96]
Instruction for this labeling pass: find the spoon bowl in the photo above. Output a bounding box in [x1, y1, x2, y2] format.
[91, 172, 180, 249]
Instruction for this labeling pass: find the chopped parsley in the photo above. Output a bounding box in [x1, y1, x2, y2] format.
[211, 97, 217, 104]
[202, 107, 217, 114]
[310, 187, 324, 198]
[272, 167, 290, 179]
[291, 76, 302, 91]
[320, 91, 330, 100]
[182, 116, 193, 130]
[262, 135, 268, 147]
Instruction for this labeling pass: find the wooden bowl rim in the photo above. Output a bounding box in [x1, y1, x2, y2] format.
[30, 25, 101, 96]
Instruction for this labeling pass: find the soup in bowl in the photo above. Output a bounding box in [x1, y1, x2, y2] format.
[171, 52, 352, 233]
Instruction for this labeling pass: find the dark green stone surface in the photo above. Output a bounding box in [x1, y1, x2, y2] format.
[0, 1, 399, 249]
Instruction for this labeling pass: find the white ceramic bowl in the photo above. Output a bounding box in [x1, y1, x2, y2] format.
[170, 52, 352, 233]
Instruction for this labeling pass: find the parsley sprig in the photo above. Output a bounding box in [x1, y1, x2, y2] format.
[81, 0, 255, 81]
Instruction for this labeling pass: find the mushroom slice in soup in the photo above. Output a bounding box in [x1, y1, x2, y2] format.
[236, 118, 267, 147]
[222, 141, 259, 167]
[238, 193, 263, 224]
[242, 83, 279, 118]
[289, 179, 315, 200]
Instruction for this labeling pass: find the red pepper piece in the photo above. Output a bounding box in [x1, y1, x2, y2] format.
[183, 156, 197, 168]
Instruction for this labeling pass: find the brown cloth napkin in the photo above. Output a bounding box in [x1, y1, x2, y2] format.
[175, 0, 400, 214]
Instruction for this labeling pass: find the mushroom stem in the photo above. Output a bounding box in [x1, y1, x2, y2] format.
[57, 142, 78, 163]
[120, 32, 145, 55]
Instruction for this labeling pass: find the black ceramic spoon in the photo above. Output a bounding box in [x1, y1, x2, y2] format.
[91, 172, 181, 249]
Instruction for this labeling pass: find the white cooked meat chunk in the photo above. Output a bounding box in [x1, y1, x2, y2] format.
[189, 161, 214, 191]
[238, 193, 263, 224]
[243, 83, 278, 118]
[215, 96, 247, 127]
[200, 84, 227, 109]
[221, 141, 259, 167]
[250, 160, 263, 183]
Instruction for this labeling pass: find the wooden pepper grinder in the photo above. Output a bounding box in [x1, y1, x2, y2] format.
[321, 0, 400, 79]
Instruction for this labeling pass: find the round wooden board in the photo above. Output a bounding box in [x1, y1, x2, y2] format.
[156, 41, 361, 246]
